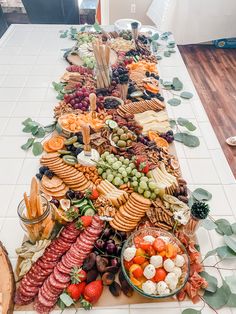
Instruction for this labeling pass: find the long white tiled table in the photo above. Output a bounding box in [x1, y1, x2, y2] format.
[0, 24, 235, 314]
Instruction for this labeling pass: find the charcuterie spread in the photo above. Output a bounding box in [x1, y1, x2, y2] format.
[10, 25, 226, 314]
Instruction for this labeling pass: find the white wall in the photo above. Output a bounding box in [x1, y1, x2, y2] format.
[101, 0, 154, 25]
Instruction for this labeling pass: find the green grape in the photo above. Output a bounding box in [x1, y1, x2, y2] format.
[126, 167, 132, 174]
[138, 187, 144, 194]
[112, 162, 120, 170]
[110, 154, 114, 158]
[130, 163, 136, 169]
[118, 167, 125, 174]
[146, 171, 152, 178]
[132, 176, 138, 182]
[107, 158, 114, 165]
[133, 186, 138, 192]
[132, 181, 138, 187]
[102, 173, 107, 179]
[144, 190, 151, 199]
[116, 161, 122, 167]
[123, 158, 130, 165]
[117, 173, 123, 179]
[136, 172, 142, 178]
[106, 155, 111, 161]
[140, 173, 145, 177]
[119, 156, 125, 162]
[154, 188, 160, 195]
[131, 169, 137, 175]
[139, 181, 148, 190]
[140, 176, 149, 182]
[148, 181, 157, 191]
[122, 171, 127, 177]
[150, 192, 157, 200]
[119, 179, 124, 185]
[107, 174, 114, 182]
[106, 169, 112, 175]
[124, 177, 129, 183]
[113, 177, 121, 186]
[101, 153, 106, 160]
[97, 168, 103, 175]
[131, 156, 136, 161]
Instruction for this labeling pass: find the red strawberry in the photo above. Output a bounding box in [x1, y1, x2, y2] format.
[83, 280, 103, 304]
[86, 188, 99, 200]
[67, 282, 86, 301]
[139, 161, 149, 174]
[76, 216, 92, 230]
[70, 267, 87, 283]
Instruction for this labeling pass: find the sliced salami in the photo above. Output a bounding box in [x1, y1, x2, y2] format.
[53, 267, 70, 284]
[57, 261, 71, 274]
[34, 297, 52, 314]
[49, 273, 68, 290]
[38, 289, 56, 308]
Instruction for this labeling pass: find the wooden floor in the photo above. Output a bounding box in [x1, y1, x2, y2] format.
[179, 45, 236, 177]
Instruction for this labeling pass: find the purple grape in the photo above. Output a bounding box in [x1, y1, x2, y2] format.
[70, 99, 76, 105]
[50, 198, 60, 208]
[95, 239, 105, 250]
[66, 190, 75, 199]
[74, 103, 80, 109]
[75, 191, 84, 199]
[111, 257, 121, 267]
[105, 243, 117, 255]
[102, 228, 112, 239]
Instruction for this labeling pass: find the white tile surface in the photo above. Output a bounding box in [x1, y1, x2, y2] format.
[0, 25, 235, 314]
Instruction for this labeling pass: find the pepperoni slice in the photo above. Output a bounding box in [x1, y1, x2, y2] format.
[57, 261, 71, 274]
[49, 273, 68, 290]
[53, 267, 70, 284]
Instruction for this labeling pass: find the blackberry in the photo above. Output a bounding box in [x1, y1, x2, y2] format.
[36, 173, 43, 180]
[44, 170, 54, 179]
[39, 166, 49, 175]
[66, 190, 76, 200]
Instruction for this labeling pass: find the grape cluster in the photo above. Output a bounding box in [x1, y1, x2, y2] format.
[64, 87, 104, 112]
[159, 130, 174, 143]
[66, 65, 93, 75]
[96, 152, 159, 199]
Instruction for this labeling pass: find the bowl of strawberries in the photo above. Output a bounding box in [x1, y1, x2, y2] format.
[121, 228, 190, 299]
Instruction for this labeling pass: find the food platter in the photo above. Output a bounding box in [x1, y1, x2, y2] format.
[12, 25, 210, 314]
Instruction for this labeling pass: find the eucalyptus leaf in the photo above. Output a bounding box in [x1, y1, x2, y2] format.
[216, 245, 236, 259]
[44, 123, 56, 133]
[172, 77, 183, 91]
[203, 281, 230, 309]
[177, 117, 196, 131]
[188, 195, 195, 208]
[232, 223, 236, 234]
[31, 126, 39, 136]
[180, 91, 194, 99]
[93, 22, 102, 33]
[151, 33, 159, 41]
[22, 118, 32, 126]
[32, 142, 43, 156]
[57, 298, 66, 310]
[182, 309, 201, 314]
[201, 219, 217, 230]
[192, 188, 212, 201]
[168, 49, 176, 53]
[52, 81, 64, 92]
[163, 81, 173, 87]
[200, 271, 218, 293]
[167, 98, 181, 106]
[21, 138, 35, 150]
[59, 292, 74, 307]
[215, 219, 233, 236]
[22, 125, 34, 133]
[204, 248, 217, 260]
[56, 123, 63, 134]
[34, 127, 46, 138]
[80, 26, 86, 32]
[169, 119, 177, 128]
[164, 51, 171, 57]
[156, 55, 162, 60]
[174, 132, 200, 147]
[224, 235, 236, 253]
[167, 41, 176, 48]
[225, 275, 236, 307]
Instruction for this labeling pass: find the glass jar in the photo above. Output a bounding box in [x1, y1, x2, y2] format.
[17, 195, 53, 243]
[183, 214, 201, 237]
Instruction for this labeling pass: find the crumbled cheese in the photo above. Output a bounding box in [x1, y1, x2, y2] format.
[150, 255, 163, 268]
[163, 258, 175, 272]
[143, 235, 155, 244]
[143, 264, 156, 279]
[174, 254, 185, 267]
[123, 247, 136, 262]
[142, 280, 156, 295]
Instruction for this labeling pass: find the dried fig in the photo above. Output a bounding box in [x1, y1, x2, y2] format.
[83, 252, 96, 271]
[96, 255, 109, 273]
[109, 281, 122, 297]
[118, 270, 133, 297]
[102, 272, 115, 286]
[86, 269, 99, 283]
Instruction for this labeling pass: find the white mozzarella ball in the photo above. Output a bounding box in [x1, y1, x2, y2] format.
[172, 266, 182, 278]
[150, 255, 163, 268]
[142, 280, 156, 295]
[143, 264, 156, 279]
[123, 247, 136, 262]
[163, 258, 175, 272]
[143, 235, 155, 244]
[165, 273, 178, 290]
[174, 254, 185, 267]
[156, 281, 168, 294]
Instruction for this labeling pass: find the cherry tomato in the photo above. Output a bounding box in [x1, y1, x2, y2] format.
[134, 236, 143, 248]
[124, 260, 134, 270]
[146, 246, 156, 256]
[135, 248, 146, 257]
[166, 243, 177, 258]
[139, 242, 152, 251]
[153, 268, 167, 282]
[133, 256, 146, 264]
[132, 266, 143, 279]
[153, 238, 166, 252]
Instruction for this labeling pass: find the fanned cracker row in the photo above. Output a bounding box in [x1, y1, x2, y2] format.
[40, 153, 94, 192]
[110, 192, 151, 232]
[117, 98, 165, 116]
